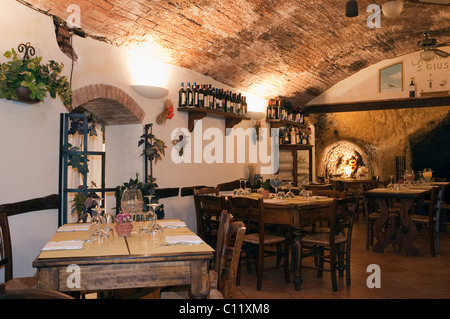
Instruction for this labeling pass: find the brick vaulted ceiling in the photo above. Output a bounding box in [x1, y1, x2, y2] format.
[18, 0, 450, 109]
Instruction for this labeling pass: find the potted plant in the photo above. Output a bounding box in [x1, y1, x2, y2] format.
[114, 212, 133, 237]
[0, 46, 72, 110]
[262, 180, 271, 199]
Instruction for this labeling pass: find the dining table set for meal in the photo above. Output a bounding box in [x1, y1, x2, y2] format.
[33, 218, 214, 298]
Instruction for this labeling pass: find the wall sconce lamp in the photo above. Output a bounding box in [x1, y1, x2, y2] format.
[131, 85, 169, 99]
[346, 0, 359, 17]
[382, 0, 403, 18]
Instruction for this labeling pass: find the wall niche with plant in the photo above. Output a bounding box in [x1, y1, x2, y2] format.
[0, 42, 72, 110]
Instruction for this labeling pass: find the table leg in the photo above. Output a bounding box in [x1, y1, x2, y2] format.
[396, 198, 418, 256]
[189, 260, 210, 299]
[292, 227, 302, 291]
[373, 198, 396, 253]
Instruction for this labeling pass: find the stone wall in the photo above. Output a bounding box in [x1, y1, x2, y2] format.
[312, 105, 450, 181]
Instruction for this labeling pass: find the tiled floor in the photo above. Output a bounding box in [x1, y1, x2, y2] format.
[232, 217, 450, 299]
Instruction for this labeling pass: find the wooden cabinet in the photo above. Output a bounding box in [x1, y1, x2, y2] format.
[278, 144, 313, 187]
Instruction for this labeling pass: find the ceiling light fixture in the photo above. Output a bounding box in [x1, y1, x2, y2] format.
[346, 0, 359, 17]
[420, 48, 435, 61]
[382, 0, 404, 18]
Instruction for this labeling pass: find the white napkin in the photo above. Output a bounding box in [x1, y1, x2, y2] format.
[164, 235, 203, 245]
[312, 196, 328, 199]
[57, 224, 90, 232]
[42, 240, 85, 251]
[157, 221, 187, 229]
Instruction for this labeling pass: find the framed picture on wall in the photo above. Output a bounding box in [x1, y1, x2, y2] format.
[379, 62, 403, 93]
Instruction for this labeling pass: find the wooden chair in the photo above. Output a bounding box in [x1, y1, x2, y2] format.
[0, 213, 37, 292]
[217, 180, 241, 191]
[299, 195, 359, 291]
[193, 187, 224, 250]
[410, 186, 443, 257]
[161, 210, 246, 299]
[229, 196, 290, 291]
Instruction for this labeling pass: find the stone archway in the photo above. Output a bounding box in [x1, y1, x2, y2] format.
[71, 84, 145, 125]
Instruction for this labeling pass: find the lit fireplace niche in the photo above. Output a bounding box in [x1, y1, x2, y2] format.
[322, 141, 371, 179]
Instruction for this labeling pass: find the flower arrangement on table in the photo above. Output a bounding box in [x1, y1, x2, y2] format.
[115, 212, 133, 237]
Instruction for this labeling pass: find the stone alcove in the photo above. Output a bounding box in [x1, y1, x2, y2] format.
[319, 140, 378, 179]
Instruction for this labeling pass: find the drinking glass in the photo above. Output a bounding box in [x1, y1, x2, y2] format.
[270, 175, 283, 195]
[423, 168, 433, 184]
[404, 170, 414, 188]
[387, 175, 395, 189]
[121, 187, 144, 222]
[285, 181, 295, 199]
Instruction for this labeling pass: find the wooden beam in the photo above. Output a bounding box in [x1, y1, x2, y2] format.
[304, 96, 450, 114]
[0, 194, 60, 217]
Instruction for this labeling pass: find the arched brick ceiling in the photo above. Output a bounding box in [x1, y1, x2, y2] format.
[19, 0, 450, 109]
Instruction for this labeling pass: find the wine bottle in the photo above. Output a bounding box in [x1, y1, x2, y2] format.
[186, 82, 193, 107]
[221, 89, 226, 112]
[203, 84, 209, 109]
[198, 84, 204, 108]
[179, 82, 186, 107]
[193, 82, 199, 107]
[242, 96, 247, 116]
[215, 88, 221, 111]
[209, 85, 215, 109]
[409, 77, 415, 98]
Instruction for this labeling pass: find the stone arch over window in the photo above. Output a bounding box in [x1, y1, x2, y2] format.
[71, 84, 145, 125]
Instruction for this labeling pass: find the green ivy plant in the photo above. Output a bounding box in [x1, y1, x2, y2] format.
[0, 48, 72, 110]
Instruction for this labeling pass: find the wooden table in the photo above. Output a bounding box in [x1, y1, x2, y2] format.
[33, 220, 214, 299]
[331, 178, 376, 192]
[251, 195, 336, 291]
[363, 187, 431, 256]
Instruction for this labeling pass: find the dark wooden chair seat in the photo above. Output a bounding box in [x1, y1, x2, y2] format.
[299, 194, 359, 291]
[229, 196, 289, 291]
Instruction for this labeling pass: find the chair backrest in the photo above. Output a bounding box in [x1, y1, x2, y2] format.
[315, 190, 347, 199]
[193, 189, 224, 243]
[0, 213, 13, 282]
[194, 187, 219, 196]
[215, 212, 245, 299]
[217, 180, 241, 191]
[229, 196, 264, 244]
[335, 194, 360, 240]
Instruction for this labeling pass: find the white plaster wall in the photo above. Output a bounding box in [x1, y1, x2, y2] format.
[309, 49, 450, 104]
[0, 0, 274, 278]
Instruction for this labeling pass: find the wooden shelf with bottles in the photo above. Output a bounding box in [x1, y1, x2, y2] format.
[266, 119, 307, 136]
[178, 107, 250, 132]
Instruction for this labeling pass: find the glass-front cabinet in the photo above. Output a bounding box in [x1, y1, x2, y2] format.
[278, 144, 313, 187]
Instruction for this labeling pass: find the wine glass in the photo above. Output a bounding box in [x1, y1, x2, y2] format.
[121, 187, 144, 224]
[285, 181, 295, 199]
[387, 175, 395, 189]
[404, 170, 414, 188]
[270, 175, 283, 195]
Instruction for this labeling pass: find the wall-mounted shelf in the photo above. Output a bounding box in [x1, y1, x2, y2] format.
[266, 119, 307, 136]
[178, 107, 250, 132]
